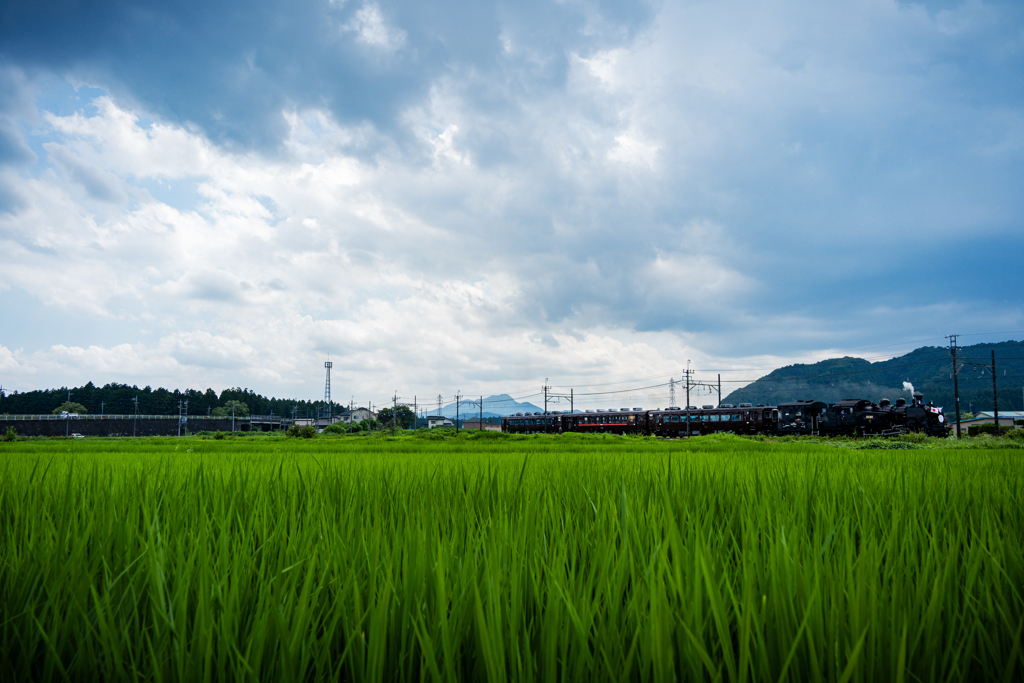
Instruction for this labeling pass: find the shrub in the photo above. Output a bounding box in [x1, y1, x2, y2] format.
[52, 401, 88, 415]
[322, 423, 351, 435]
[895, 431, 928, 444]
[968, 424, 1014, 437]
[414, 427, 458, 440]
[2, 426, 15, 442]
[465, 430, 510, 440]
[857, 440, 920, 450]
[286, 424, 317, 439]
[211, 401, 249, 418]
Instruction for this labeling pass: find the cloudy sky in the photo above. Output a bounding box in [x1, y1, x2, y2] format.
[1, 0, 1022, 409]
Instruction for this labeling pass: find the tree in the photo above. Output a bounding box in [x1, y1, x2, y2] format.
[286, 424, 317, 439]
[52, 401, 87, 415]
[377, 406, 415, 429]
[349, 418, 379, 433]
[211, 400, 249, 418]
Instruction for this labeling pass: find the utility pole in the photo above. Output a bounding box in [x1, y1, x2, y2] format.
[66, 389, 71, 437]
[437, 394, 442, 417]
[688, 364, 694, 434]
[992, 350, 999, 431]
[455, 393, 461, 433]
[685, 362, 692, 436]
[393, 392, 399, 434]
[324, 360, 333, 423]
[947, 335, 962, 438]
[570, 388, 573, 415]
[479, 396, 483, 431]
[717, 374, 721, 407]
[100, 400, 104, 416]
[132, 395, 139, 437]
[543, 378, 549, 415]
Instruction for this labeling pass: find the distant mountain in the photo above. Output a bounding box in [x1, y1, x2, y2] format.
[722, 340, 1024, 411]
[434, 394, 543, 418]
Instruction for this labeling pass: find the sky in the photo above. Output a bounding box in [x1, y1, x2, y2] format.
[1, 0, 1022, 410]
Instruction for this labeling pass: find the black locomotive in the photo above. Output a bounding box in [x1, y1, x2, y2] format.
[500, 392, 949, 437]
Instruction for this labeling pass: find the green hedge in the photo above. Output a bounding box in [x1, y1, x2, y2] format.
[967, 424, 1015, 437]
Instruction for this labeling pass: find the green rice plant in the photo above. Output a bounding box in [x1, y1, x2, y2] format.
[0, 435, 1021, 682]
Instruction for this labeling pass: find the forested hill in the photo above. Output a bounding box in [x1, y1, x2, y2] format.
[722, 340, 1024, 412]
[0, 382, 320, 417]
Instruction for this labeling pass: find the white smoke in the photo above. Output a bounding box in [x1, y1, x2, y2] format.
[903, 381, 915, 396]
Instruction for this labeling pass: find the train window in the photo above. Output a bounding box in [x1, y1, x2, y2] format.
[701, 414, 709, 422]
[709, 414, 719, 422]
[732, 414, 742, 421]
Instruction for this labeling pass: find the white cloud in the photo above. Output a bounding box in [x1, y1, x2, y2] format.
[607, 130, 659, 168]
[344, 4, 406, 51]
[1, 0, 1022, 404]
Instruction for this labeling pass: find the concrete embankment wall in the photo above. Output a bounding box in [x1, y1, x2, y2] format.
[1, 418, 248, 437]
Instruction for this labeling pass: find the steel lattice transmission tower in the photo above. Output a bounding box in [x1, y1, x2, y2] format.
[324, 361, 333, 419]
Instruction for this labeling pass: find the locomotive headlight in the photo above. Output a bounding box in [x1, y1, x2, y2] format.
[938, 415, 945, 423]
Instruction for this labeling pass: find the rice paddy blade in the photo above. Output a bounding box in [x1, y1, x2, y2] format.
[0, 435, 1022, 681]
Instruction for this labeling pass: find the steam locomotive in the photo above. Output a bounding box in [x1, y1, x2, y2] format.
[501, 391, 948, 437]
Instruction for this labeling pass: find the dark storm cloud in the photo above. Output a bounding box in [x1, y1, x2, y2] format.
[0, 0, 651, 153]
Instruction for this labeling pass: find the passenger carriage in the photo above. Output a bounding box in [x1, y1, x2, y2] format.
[500, 412, 560, 434]
[650, 403, 772, 436]
[561, 408, 648, 435]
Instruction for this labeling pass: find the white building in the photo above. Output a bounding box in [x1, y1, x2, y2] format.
[962, 411, 1024, 428]
[427, 415, 454, 428]
[340, 407, 377, 424]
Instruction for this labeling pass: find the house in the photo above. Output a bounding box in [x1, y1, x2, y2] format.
[960, 411, 1024, 428]
[339, 407, 377, 424]
[427, 415, 454, 429]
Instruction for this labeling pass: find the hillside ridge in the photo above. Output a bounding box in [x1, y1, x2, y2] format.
[722, 340, 1024, 411]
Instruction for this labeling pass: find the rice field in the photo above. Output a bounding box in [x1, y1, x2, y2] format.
[1, 432, 1022, 682]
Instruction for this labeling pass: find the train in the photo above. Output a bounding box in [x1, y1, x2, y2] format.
[500, 391, 949, 438]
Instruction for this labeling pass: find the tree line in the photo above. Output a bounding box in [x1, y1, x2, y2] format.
[0, 382, 325, 417]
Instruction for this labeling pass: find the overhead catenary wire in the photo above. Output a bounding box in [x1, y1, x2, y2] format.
[360, 334, 1024, 411]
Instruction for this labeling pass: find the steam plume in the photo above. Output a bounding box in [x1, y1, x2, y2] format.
[903, 381, 914, 395]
